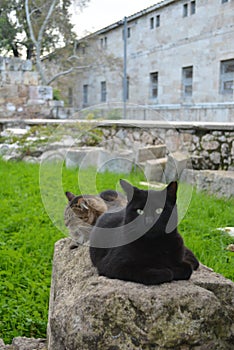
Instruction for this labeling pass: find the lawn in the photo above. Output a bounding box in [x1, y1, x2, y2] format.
[0, 159, 233, 343]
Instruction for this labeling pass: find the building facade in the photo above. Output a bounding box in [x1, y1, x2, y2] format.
[73, 0, 234, 121]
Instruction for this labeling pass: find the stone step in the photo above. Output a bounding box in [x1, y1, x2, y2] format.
[145, 157, 167, 182]
[136, 144, 166, 163]
[164, 151, 192, 183]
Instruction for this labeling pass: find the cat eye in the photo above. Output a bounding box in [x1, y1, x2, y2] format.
[155, 208, 163, 214]
[137, 209, 144, 215]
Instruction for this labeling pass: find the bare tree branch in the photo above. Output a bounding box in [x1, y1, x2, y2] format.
[47, 65, 91, 85]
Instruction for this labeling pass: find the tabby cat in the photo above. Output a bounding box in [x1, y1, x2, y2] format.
[64, 189, 126, 246]
[89, 180, 199, 285]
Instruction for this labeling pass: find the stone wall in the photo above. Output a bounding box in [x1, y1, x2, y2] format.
[0, 57, 55, 118]
[99, 122, 234, 171]
[0, 119, 233, 171]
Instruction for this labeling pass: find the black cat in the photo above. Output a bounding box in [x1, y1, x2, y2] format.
[89, 180, 199, 285]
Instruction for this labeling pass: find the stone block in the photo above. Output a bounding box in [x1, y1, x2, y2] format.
[0, 337, 46, 350]
[23, 72, 39, 86]
[98, 149, 134, 174]
[22, 59, 32, 71]
[164, 151, 191, 183]
[181, 169, 234, 199]
[29, 86, 53, 100]
[0, 85, 18, 98]
[0, 57, 6, 71]
[136, 145, 167, 163]
[145, 157, 167, 182]
[47, 238, 234, 350]
[7, 71, 23, 85]
[6, 103, 16, 112]
[7, 57, 23, 71]
[65, 147, 101, 169]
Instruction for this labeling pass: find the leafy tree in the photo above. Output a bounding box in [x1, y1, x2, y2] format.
[0, 0, 21, 57]
[0, 0, 90, 83]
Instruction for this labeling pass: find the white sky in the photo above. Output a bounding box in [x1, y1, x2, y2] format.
[72, 0, 161, 37]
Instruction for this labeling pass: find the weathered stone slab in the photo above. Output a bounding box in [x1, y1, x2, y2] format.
[0, 337, 46, 350]
[97, 149, 134, 174]
[181, 169, 234, 198]
[22, 60, 32, 71]
[29, 86, 53, 101]
[145, 157, 167, 182]
[136, 145, 167, 163]
[47, 238, 234, 350]
[164, 151, 191, 183]
[65, 147, 101, 169]
[23, 72, 39, 86]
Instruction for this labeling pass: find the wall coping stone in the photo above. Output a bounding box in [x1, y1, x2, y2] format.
[0, 119, 234, 131]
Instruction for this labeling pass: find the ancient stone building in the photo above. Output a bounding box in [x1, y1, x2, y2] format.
[73, 0, 234, 121]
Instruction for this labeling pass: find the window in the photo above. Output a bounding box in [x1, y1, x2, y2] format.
[182, 66, 193, 97]
[127, 27, 131, 38]
[220, 59, 234, 95]
[150, 17, 154, 29]
[100, 36, 107, 49]
[150, 72, 158, 99]
[83, 84, 88, 105]
[126, 77, 130, 100]
[183, 3, 188, 17]
[156, 15, 160, 27]
[101, 81, 107, 102]
[191, 1, 196, 15]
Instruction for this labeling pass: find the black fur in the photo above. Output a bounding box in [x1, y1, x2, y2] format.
[89, 180, 199, 285]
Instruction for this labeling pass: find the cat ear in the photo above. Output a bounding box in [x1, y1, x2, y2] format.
[65, 191, 75, 202]
[120, 179, 134, 201]
[166, 182, 177, 204]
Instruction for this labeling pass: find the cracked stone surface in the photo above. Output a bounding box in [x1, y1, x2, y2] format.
[47, 238, 234, 350]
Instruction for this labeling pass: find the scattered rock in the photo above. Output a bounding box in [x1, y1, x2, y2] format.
[145, 157, 167, 182]
[181, 169, 234, 199]
[0, 337, 46, 350]
[65, 147, 101, 169]
[217, 227, 234, 238]
[164, 152, 191, 183]
[136, 145, 166, 163]
[226, 244, 234, 252]
[98, 149, 134, 174]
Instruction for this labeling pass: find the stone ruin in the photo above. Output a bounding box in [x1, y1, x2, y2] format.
[0, 56, 61, 118]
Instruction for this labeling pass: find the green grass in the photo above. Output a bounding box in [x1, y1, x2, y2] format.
[0, 159, 233, 343]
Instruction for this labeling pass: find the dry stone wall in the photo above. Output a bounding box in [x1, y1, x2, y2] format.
[100, 124, 234, 171]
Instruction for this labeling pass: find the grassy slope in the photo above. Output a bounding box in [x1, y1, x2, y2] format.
[0, 159, 233, 343]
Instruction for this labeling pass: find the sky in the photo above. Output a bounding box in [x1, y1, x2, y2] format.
[72, 0, 161, 37]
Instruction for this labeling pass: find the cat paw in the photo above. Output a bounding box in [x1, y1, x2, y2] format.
[172, 263, 193, 281]
[144, 268, 174, 285]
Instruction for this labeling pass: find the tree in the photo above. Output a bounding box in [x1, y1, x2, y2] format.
[0, 0, 90, 83]
[0, 0, 21, 57]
